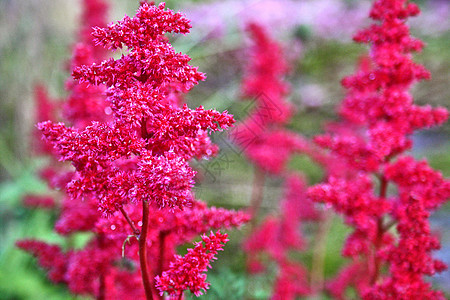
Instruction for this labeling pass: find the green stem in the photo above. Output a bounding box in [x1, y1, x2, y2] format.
[310, 211, 333, 295]
[248, 167, 265, 230]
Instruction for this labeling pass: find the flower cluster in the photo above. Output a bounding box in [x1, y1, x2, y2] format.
[308, 0, 449, 298]
[155, 231, 229, 297]
[18, 2, 247, 299]
[232, 23, 305, 175]
[244, 175, 313, 298]
[236, 23, 324, 299]
[42, 2, 234, 215]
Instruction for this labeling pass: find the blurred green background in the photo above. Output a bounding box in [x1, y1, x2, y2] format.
[0, 0, 448, 299]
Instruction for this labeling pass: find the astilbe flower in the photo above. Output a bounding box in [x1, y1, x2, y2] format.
[155, 231, 229, 298]
[16, 240, 67, 283]
[307, 0, 449, 298]
[93, 200, 248, 284]
[62, 0, 111, 129]
[237, 22, 336, 299]
[22, 195, 56, 210]
[233, 22, 313, 228]
[31, 85, 60, 155]
[41, 1, 234, 213]
[232, 23, 304, 175]
[18, 2, 248, 299]
[233, 21, 348, 188]
[244, 174, 312, 299]
[23, 0, 111, 211]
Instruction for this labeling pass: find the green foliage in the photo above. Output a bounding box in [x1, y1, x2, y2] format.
[0, 164, 67, 299]
[196, 268, 248, 299]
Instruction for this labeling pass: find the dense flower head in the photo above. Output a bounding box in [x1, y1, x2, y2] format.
[38, 108, 231, 214]
[57, 151, 196, 214]
[79, 0, 109, 56]
[92, 2, 191, 50]
[314, 130, 381, 172]
[313, 0, 449, 171]
[20, 3, 244, 299]
[16, 240, 67, 283]
[21, 5, 247, 300]
[38, 121, 144, 170]
[130, 151, 196, 209]
[143, 104, 234, 159]
[72, 47, 205, 93]
[63, 0, 110, 129]
[308, 174, 392, 259]
[385, 156, 450, 210]
[233, 22, 305, 175]
[308, 0, 449, 298]
[315, 0, 449, 169]
[32, 85, 60, 154]
[22, 195, 56, 210]
[243, 129, 308, 174]
[17, 237, 145, 299]
[363, 156, 450, 299]
[37, 2, 235, 214]
[54, 195, 100, 235]
[241, 23, 292, 122]
[73, 3, 204, 98]
[155, 231, 229, 297]
[308, 175, 389, 229]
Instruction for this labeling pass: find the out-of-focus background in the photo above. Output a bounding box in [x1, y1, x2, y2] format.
[0, 0, 448, 299]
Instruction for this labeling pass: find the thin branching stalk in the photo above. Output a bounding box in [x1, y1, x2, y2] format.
[310, 210, 333, 294]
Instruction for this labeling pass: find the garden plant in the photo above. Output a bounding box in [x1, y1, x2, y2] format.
[15, 0, 449, 299]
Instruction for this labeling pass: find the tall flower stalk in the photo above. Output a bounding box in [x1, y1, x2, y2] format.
[236, 23, 327, 299]
[18, 2, 248, 299]
[308, 0, 449, 298]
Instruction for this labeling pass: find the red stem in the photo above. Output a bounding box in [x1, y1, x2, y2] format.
[140, 200, 156, 300]
[379, 175, 387, 199]
[141, 117, 148, 139]
[139, 118, 162, 299]
[97, 272, 105, 300]
[97, 234, 107, 300]
[120, 206, 140, 236]
[370, 176, 388, 284]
